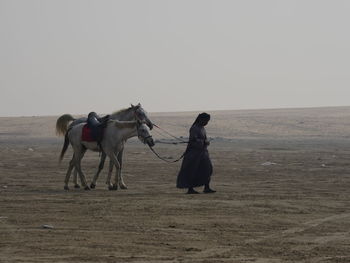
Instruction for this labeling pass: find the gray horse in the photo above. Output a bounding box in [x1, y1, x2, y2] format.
[56, 104, 153, 189]
[59, 120, 154, 190]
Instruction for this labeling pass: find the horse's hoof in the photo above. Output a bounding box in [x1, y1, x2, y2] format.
[74, 184, 80, 189]
[108, 185, 117, 191]
[64, 186, 69, 191]
[120, 185, 128, 190]
[84, 186, 91, 191]
[90, 183, 96, 189]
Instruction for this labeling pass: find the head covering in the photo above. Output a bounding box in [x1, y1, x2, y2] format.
[193, 112, 211, 126]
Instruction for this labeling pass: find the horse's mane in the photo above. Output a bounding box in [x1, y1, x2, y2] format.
[110, 104, 143, 119]
[112, 120, 137, 129]
[111, 107, 132, 115]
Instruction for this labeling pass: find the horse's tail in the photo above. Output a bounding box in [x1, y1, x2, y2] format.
[56, 114, 75, 136]
[59, 132, 70, 163]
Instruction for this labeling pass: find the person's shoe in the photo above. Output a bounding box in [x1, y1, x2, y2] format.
[187, 188, 200, 194]
[203, 188, 216, 194]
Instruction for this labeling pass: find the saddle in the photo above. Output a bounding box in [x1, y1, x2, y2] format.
[82, 115, 110, 143]
[82, 124, 98, 142]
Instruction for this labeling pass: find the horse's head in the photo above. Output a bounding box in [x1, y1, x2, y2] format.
[136, 120, 155, 147]
[131, 103, 154, 130]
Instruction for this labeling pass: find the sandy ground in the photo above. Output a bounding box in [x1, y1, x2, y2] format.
[1, 107, 350, 262]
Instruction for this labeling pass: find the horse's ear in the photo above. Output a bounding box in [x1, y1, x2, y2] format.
[137, 103, 141, 106]
[130, 103, 135, 108]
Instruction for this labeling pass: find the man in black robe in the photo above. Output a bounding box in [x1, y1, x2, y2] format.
[176, 113, 215, 194]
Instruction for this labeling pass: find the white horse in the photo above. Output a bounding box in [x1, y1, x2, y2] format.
[56, 104, 153, 189]
[59, 120, 154, 190]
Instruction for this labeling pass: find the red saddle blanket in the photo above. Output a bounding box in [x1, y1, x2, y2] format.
[82, 124, 95, 142]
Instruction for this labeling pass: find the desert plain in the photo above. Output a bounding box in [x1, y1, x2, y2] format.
[0, 106, 350, 262]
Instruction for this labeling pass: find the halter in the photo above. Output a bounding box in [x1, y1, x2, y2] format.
[136, 120, 153, 144]
[134, 109, 142, 121]
[132, 106, 153, 130]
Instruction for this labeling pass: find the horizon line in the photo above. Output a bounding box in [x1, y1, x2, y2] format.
[1, 105, 350, 118]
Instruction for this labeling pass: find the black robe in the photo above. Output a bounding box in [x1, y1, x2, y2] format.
[176, 124, 213, 189]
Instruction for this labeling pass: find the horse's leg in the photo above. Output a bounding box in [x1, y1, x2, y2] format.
[90, 151, 107, 189]
[73, 168, 80, 188]
[117, 149, 127, 189]
[105, 151, 120, 191]
[64, 155, 75, 190]
[106, 159, 114, 190]
[74, 148, 90, 190]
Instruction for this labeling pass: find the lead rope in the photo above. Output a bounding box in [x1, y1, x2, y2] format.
[152, 123, 188, 143]
[148, 145, 185, 163]
[149, 123, 188, 163]
[152, 128, 188, 145]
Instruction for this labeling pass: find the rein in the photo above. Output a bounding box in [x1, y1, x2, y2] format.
[155, 140, 188, 145]
[152, 123, 188, 143]
[152, 128, 188, 145]
[148, 122, 188, 163]
[148, 145, 185, 163]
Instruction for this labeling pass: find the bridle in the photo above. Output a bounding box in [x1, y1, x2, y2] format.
[132, 108, 187, 163]
[136, 120, 153, 144]
[133, 107, 153, 130]
[134, 109, 143, 121]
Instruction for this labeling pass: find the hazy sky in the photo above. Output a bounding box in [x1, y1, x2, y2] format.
[1, 0, 349, 116]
